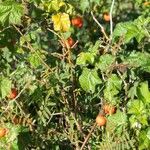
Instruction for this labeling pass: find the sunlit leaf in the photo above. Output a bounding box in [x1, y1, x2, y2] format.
[43, 0, 65, 12]
[113, 16, 150, 43]
[0, 1, 24, 26]
[52, 13, 70, 32]
[106, 111, 127, 133]
[76, 52, 95, 65]
[127, 100, 146, 115]
[0, 76, 11, 99]
[137, 82, 150, 103]
[96, 54, 115, 72]
[79, 68, 102, 93]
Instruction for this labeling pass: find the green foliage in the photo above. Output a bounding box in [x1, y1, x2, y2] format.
[113, 16, 150, 43]
[79, 68, 102, 93]
[106, 111, 127, 134]
[98, 131, 136, 150]
[139, 129, 150, 150]
[0, 0, 149, 149]
[0, 76, 11, 99]
[76, 41, 100, 66]
[96, 54, 115, 72]
[127, 82, 150, 149]
[104, 74, 122, 104]
[0, 1, 24, 26]
[137, 82, 150, 103]
[121, 51, 150, 72]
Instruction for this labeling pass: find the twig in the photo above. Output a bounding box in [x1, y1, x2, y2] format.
[80, 122, 97, 150]
[109, 0, 115, 38]
[1, 82, 29, 117]
[71, 112, 85, 136]
[13, 25, 53, 72]
[71, 40, 79, 49]
[0, 26, 11, 33]
[47, 28, 64, 41]
[91, 11, 109, 41]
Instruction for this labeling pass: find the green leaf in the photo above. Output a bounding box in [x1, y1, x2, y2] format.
[106, 111, 127, 133]
[137, 114, 148, 126]
[11, 140, 19, 150]
[90, 0, 100, 4]
[129, 115, 140, 128]
[137, 82, 150, 103]
[76, 41, 100, 66]
[43, 0, 65, 12]
[122, 51, 150, 73]
[108, 111, 127, 125]
[28, 53, 41, 68]
[113, 22, 140, 43]
[104, 74, 122, 104]
[76, 52, 95, 65]
[106, 74, 122, 91]
[113, 16, 150, 43]
[113, 22, 130, 40]
[147, 128, 150, 140]
[139, 130, 150, 150]
[79, 68, 102, 93]
[127, 100, 146, 115]
[0, 76, 12, 99]
[28, 51, 46, 68]
[128, 82, 139, 99]
[0, 1, 24, 26]
[96, 54, 115, 72]
[80, 0, 89, 12]
[88, 41, 100, 53]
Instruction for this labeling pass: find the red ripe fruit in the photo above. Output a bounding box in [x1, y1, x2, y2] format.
[8, 88, 18, 99]
[66, 37, 75, 48]
[71, 17, 83, 28]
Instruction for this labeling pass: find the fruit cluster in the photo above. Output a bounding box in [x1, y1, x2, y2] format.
[96, 104, 116, 126]
[65, 16, 83, 48]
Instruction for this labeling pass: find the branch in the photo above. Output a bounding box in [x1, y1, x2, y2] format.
[80, 122, 97, 150]
[13, 25, 53, 72]
[91, 11, 109, 41]
[109, 0, 115, 38]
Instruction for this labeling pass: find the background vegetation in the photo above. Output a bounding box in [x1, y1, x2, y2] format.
[0, 0, 150, 149]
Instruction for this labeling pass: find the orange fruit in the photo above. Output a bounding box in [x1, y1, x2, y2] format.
[0, 128, 8, 138]
[103, 104, 116, 115]
[7, 88, 18, 99]
[96, 115, 107, 126]
[103, 13, 110, 22]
